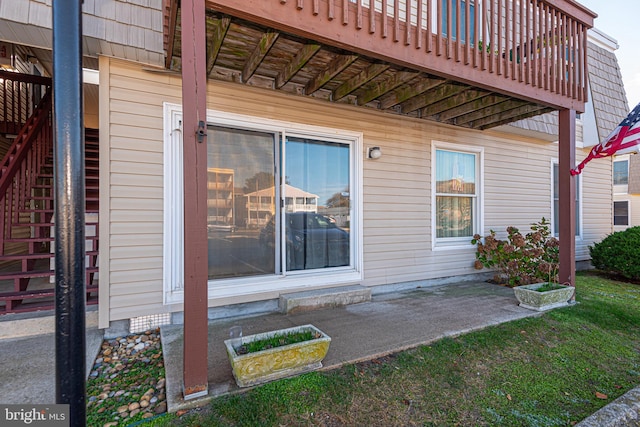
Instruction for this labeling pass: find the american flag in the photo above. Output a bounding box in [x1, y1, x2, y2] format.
[571, 101, 640, 175]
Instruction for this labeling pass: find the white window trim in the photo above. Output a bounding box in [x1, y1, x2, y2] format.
[431, 141, 484, 250]
[163, 102, 363, 305]
[551, 158, 583, 240]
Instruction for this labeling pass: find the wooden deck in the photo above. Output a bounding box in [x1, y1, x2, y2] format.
[163, 0, 595, 129]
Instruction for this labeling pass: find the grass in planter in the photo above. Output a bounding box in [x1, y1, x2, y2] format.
[534, 282, 567, 292]
[235, 330, 321, 355]
[144, 272, 640, 426]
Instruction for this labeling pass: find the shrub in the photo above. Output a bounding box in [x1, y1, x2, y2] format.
[471, 218, 559, 287]
[589, 227, 640, 281]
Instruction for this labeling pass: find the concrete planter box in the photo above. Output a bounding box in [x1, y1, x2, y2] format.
[513, 283, 574, 311]
[224, 324, 331, 388]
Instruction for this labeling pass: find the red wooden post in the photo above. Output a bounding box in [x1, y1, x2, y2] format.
[558, 109, 576, 297]
[181, 0, 209, 399]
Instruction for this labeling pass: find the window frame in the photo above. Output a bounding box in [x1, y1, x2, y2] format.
[163, 103, 363, 305]
[613, 200, 630, 226]
[431, 141, 484, 250]
[613, 157, 629, 192]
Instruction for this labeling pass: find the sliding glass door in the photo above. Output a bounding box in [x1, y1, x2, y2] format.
[206, 126, 353, 281]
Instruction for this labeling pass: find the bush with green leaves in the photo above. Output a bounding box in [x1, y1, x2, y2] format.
[589, 226, 640, 281]
[471, 218, 559, 287]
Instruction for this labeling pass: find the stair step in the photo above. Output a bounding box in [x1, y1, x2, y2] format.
[11, 222, 98, 227]
[5, 236, 98, 244]
[0, 284, 99, 301]
[279, 285, 372, 314]
[29, 196, 99, 202]
[0, 251, 98, 262]
[20, 208, 99, 213]
[37, 174, 99, 180]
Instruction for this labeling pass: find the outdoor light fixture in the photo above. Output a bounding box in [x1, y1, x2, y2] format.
[368, 146, 382, 159]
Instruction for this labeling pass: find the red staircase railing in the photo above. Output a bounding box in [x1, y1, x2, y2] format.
[0, 88, 53, 256]
[0, 74, 100, 314]
[0, 70, 51, 135]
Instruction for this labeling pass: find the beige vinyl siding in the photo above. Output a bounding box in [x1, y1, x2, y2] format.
[103, 57, 180, 322]
[580, 153, 613, 259]
[104, 57, 612, 322]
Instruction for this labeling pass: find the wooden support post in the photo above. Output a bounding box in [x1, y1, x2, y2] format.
[181, 0, 209, 399]
[558, 109, 576, 296]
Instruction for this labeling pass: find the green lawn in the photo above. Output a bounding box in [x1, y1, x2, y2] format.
[144, 272, 640, 426]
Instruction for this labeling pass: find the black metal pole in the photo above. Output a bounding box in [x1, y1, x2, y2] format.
[53, 0, 86, 424]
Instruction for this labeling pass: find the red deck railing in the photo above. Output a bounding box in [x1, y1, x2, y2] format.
[206, 0, 595, 111]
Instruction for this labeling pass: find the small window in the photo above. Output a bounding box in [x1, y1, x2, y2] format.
[434, 147, 480, 243]
[613, 160, 629, 185]
[614, 201, 629, 226]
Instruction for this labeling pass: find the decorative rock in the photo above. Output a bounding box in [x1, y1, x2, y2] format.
[142, 412, 154, 419]
[140, 400, 150, 408]
[150, 396, 158, 404]
[117, 405, 129, 414]
[156, 379, 165, 389]
[129, 409, 141, 418]
[114, 390, 125, 398]
[128, 402, 140, 411]
[133, 343, 145, 351]
[103, 422, 118, 427]
[103, 348, 112, 356]
[98, 392, 108, 400]
[154, 402, 167, 414]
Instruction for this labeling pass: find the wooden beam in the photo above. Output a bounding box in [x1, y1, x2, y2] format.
[242, 31, 279, 83]
[206, 16, 231, 76]
[438, 94, 509, 122]
[420, 89, 489, 118]
[164, 0, 179, 69]
[558, 108, 576, 292]
[275, 44, 321, 88]
[181, 0, 209, 400]
[470, 104, 545, 129]
[378, 76, 445, 110]
[400, 83, 467, 114]
[479, 107, 553, 130]
[357, 71, 419, 106]
[305, 54, 358, 95]
[454, 99, 526, 125]
[332, 63, 389, 101]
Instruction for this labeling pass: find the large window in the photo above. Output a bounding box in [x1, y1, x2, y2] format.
[614, 201, 629, 226]
[163, 103, 362, 303]
[441, 0, 476, 44]
[613, 159, 629, 186]
[552, 163, 580, 237]
[433, 145, 481, 245]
